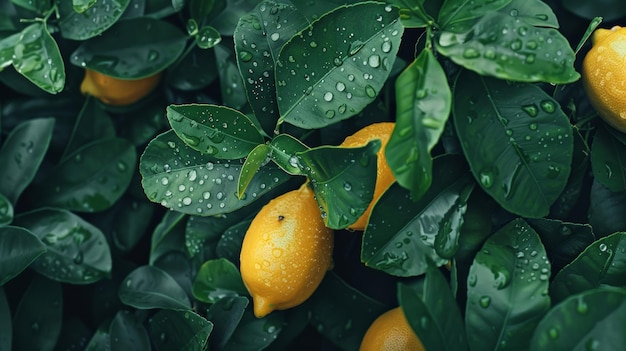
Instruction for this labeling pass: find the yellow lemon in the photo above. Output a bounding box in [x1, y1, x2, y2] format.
[360, 307, 425, 351]
[80, 69, 162, 106]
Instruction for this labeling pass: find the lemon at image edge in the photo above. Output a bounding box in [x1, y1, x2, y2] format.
[360, 307, 425, 351]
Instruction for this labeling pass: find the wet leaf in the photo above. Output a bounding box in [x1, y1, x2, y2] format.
[588, 179, 626, 237]
[237, 143, 270, 198]
[148, 310, 212, 351]
[466, 218, 551, 351]
[70, 17, 187, 79]
[362, 155, 474, 277]
[0, 226, 46, 286]
[275, 2, 403, 129]
[0, 117, 53, 205]
[166, 45, 218, 91]
[58, 0, 130, 40]
[222, 308, 282, 351]
[140, 130, 290, 216]
[0, 32, 20, 70]
[268, 133, 309, 175]
[61, 97, 116, 161]
[0, 192, 13, 226]
[111, 197, 156, 254]
[149, 211, 187, 265]
[12, 0, 50, 14]
[0, 288, 11, 350]
[216, 219, 251, 266]
[386, 0, 433, 28]
[196, 25, 222, 49]
[13, 208, 113, 284]
[387, 48, 451, 199]
[530, 288, 626, 350]
[109, 311, 150, 351]
[85, 322, 111, 351]
[206, 296, 249, 350]
[119, 265, 191, 310]
[550, 232, 626, 304]
[453, 72, 573, 218]
[591, 125, 626, 192]
[167, 104, 264, 160]
[189, 0, 223, 22]
[192, 258, 247, 304]
[437, 0, 511, 30]
[215, 44, 248, 110]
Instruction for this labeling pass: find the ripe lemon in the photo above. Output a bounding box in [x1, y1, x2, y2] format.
[360, 307, 425, 351]
[340, 122, 396, 231]
[239, 182, 334, 318]
[80, 69, 162, 106]
[582, 25, 626, 132]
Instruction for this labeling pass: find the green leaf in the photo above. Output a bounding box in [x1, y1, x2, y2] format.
[591, 125, 626, 192]
[362, 155, 473, 277]
[150, 211, 187, 266]
[70, 17, 187, 79]
[530, 288, 626, 350]
[192, 258, 248, 304]
[562, 0, 626, 22]
[85, 323, 111, 351]
[0, 32, 20, 71]
[189, 0, 222, 22]
[109, 311, 150, 351]
[0, 226, 46, 286]
[387, 49, 451, 199]
[153, 251, 195, 296]
[386, 0, 433, 28]
[216, 219, 251, 266]
[140, 130, 290, 216]
[58, 0, 130, 40]
[237, 143, 271, 199]
[148, 310, 212, 351]
[12, 23, 65, 94]
[222, 308, 282, 351]
[466, 218, 551, 351]
[61, 97, 116, 162]
[0, 192, 13, 226]
[453, 72, 573, 218]
[166, 45, 218, 91]
[298, 141, 380, 229]
[12, 208, 113, 284]
[499, 0, 559, 28]
[215, 44, 248, 110]
[0, 117, 54, 205]
[0, 288, 11, 350]
[206, 296, 248, 350]
[437, 0, 511, 29]
[111, 197, 156, 253]
[234, 1, 308, 135]
[307, 272, 388, 351]
[166, 104, 264, 159]
[196, 25, 222, 49]
[119, 265, 191, 310]
[275, 2, 403, 129]
[11, 0, 50, 14]
[550, 232, 626, 304]
[13, 275, 62, 351]
[268, 133, 309, 175]
[398, 264, 468, 351]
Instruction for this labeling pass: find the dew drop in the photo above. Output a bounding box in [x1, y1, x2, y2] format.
[540, 100, 556, 113]
[368, 54, 381, 68]
[599, 243, 608, 252]
[239, 51, 252, 62]
[522, 104, 538, 117]
[381, 41, 392, 53]
[270, 32, 280, 41]
[463, 48, 480, 59]
[479, 170, 494, 188]
[324, 91, 334, 101]
[365, 85, 376, 98]
[336, 81, 346, 92]
[479, 296, 491, 308]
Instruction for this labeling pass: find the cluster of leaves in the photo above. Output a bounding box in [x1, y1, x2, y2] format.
[1, 0, 626, 350]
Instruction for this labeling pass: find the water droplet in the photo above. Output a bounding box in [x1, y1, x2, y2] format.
[333, 57, 342, 66]
[529, 123, 538, 131]
[324, 91, 334, 101]
[343, 182, 352, 191]
[540, 100, 556, 113]
[468, 273, 477, 287]
[270, 33, 280, 41]
[479, 170, 494, 188]
[182, 197, 192, 205]
[599, 243, 607, 252]
[368, 54, 381, 68]
[522, 104, 538, 117]
[338, 104, 347, 114]
[548, 326, 559, 339]
[381, 41, 392, 53]
[510, 39, 522, 51]
[309, 41, 318, 48]
[239, 51, 252, 62]
[348, 40, 365, 55]
[325, 110, 335, 118]
[336, 81, 346, 92]
[479, 296, 491, 308]
[463, 48, 480, 59]
[365, 85, 376, 98]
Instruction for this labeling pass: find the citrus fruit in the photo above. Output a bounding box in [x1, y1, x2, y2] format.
[239, 182, 334, 318]
[80, 69, 162, 106]
[360, 307, 425, 351]
[340, 122, 396, 231]
[582, 25, 626, 133]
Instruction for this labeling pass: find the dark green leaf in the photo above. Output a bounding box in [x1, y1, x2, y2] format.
[387, 49, 451, 199]
[110, 311, 150, 351]
[530, 288, 626, 350]
[562, 0, 626, 22]
[453, 73, 573, 218]
[437, 0, 511, 29]
[215, 43, 248, 110]
[166, 46, 218, 91]
[499, 0, 559, 27]
[192, 258, 247, 304]
[550, 232, 626, 304]
[466, 218, 551, 351]
[111, 197, 156, 253]
[58, 0, 130, 40]
[237, 144, 271, 199]
[550, 128, 589, 218]
[189, 0, 222, 22]
[13, 208, 112, 284]
[216, 219, 251, 266]
[167, 104, 264, 159]
[387, 0, 433, 28]
[307, 271, 388, 351]
[0, 117, 54, 205]
[140, 130, 290, 216]
[153, 251, 194, 296]
[206, 296, 249, 350]
[11, 0, 50, 14]
[222, 308, 282, 351]
[149, 210, 187, 265]
[119, 265, 191, 310]
[362, 155, 473, 277]
[276, 2, 403, 129]
[0, 226, 46, 286]
[148, 310, 212, 351]
[54, 318, 92, 351]
[196, 25, 222, 49]
[0, 32, 20, 70]
[144, 0, 184, 18]
[269, 133, 309, 175]
[12, 23, 65, 94]
[13, 275, 62, 351]
[0, 288, 11, 350]
[70, 17, 187, 79]
[591, 125, 626, 192]
[0, 193, 13, 225]
[85, 323, 111, 351]
[61, 96, 116, 161]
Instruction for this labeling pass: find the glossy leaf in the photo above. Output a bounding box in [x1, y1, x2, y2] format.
[216, 219, 251, 266]
[234, 1, 308, 134]
[466, 218, 551, 351]
[550, 232, 626, 304]
[591, 125, 626, 192]
[437, 0, 511, 29]
[222, 308, 283, 350]
[13, 275, 62, 351]
[399, 265, 468, 351]
[58, 0, 130, 40]
[530, 288, 626, 350]
[85, 324, 111, 351]
[206, 296, 249, 350]
[119, 265, 191, 310]
[386, 0, 433, 28]
[588, 179, 626, 237]
[0, 226, 46, 286]
[0, 32, 20, 70]
[140, 130, 290, 216]
[189, 0, 222, 22]
[12, 23, 65, 94]
[549, 128, 589, 218]
[0, 192, 13, 226]
[362, 155, 474, 276]
[269, 133, 309, 175]
[110, 311, 150, 351]
[12, 0, 51, 13]
[148, 310, 212, 351]
[275, 2, 403, 129]
[149, 211, 187, 266]
[562, 0, 626, 22]
[0, 288, 11, 350]
[453, 72, 573, 218]
[166, 45, 218, 91]
[215, 44, 248, 110]
[12, 208, 112, 284]
[0, 117, 54, 205]
[192, 258, 247, 304]
[111, 197, 156, 254]
[166, 104, 264, 160]
[237, 143, 270, 198]
[70, 17, 187, 79]
[387, 49, 451, 199]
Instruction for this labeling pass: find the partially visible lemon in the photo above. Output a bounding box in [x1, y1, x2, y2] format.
[340, 122, 396, 231]
[240, 182, 334, 318]
[80, 69, 162, 106]
[582, 25, 626, 132]
[360, 307, 425, 351]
